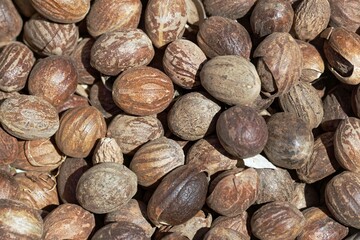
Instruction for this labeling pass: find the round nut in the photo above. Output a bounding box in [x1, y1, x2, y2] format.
[0, 0, 23, 44]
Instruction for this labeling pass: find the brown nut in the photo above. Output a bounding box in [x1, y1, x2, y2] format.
[291, 183, 319, 210]
[328, 0, 360, 32]
[0, 95, 59, 140]
[203, 225, 248, 240]
[90, 29, 154, 76]
[145, 0, 187, 48]
[55, 106, 107, 158]
[211, 212, 250, 240]
[297, 40, 325, 82]
[197, 16, 252, 59]
[92, 222, 150, 240]
[112, 66, 174, 116]
[56, 93, 90, 113]
[92, 137, 124, 165]
[0, 0, 22, 44]
[251, 201, 306, 240]
[325, 171, 360, 229]
[12, 0, 36, 17]
[0, 170, 19, 200]
[204, 0, 256, 19]
[0, 127, 18, 165]
[0, 42, 35, 92]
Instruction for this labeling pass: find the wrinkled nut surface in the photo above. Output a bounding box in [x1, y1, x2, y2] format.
[0, 0, 23, 44]
[203, 225, 248, 240]
[211, 212, 250, 240]
[328, 0, 360, 32]
[92, 222, 150, 240]
[0, 127, 18, 165]
[0, 170, 19, 200]
[204, 0, 256, 19]
[92, 137, 124, 165]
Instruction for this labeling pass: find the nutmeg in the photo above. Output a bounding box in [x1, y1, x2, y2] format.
[0, 127, 18, 165]
[328, 0, 360, 32]
[92, 137, 124, 165]
[204, 0, 256, 19]
[0, 170, 19, 200]
[92, 222, 150, 240]
[203, 225, 247, 240]
[0, 0, 22, 44]
[211, 212, 250, 240]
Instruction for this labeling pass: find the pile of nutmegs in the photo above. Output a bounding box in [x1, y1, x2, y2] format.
[0, 0, 360, 239]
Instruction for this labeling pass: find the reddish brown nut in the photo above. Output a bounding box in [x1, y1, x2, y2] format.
[43, 203, 95, 239]
[197, 16, 252, 59]
[56, 94, 90, 113]
[251, 201, 306, 240]
[212, 212, 250, 240]
[92, 137, 124, 165]
[23, 14, 79, 56]
[163, 39, 207, 89]
[0, 127, 18, 165]
[0, 95, 59, 140]
[92, 222, 150, 240]
[0, 170, 19, 200]
[55, 106, 106, 158]
[204, 0, 256, 19]
[203, 225, 248, 240]
[28, 56, 78, 108]
[328, 0, 360, 32]
[76, 163, 137, 214]
[87, 0, 142, 37]
[145, 0, 187, 48]
[0, 0, 22, 44]
[90, 29, 154, 76]
[250, 0, 294, 38]
[216, 105, 268, 159]
[112, 66, 174, 116]
[31, 0, 90, 23]
[0, 42, 35, 92]
[325, 171, 360, 229]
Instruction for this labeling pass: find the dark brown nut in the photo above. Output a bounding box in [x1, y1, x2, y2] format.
[0, 170, 19, 200]
[264, 112, 314, 169]
[28, 56, 78, 108]
[12, 0, 36, 17]
[167, 92, 221, 141]
[87, 0, 142, 37]
[0, 95, 59, 140]
[56, 93, 90, 113]
[107, 114, 164, 155]
[163, 39, 207, 89]
[254, 32, 303, 98]
[251, 201, 306, 240]
[70, 38, 99, 85]
[15, 171, 59, 210]
[334, 117, 360, 173]
[325, 171, 360, 228]
[207, 168, 259, 217]
[279, 81, 324, 129]
[57, 157, 90, 204]
[31, 0, 90, 23]
[298, 207, 349, 240]
[291, 183, 319, 210]
[112, 66, 174, 116]
[55, 106, 106, 158]
[203, 225, 248, 240]
[323, 27, 360, 85]
[0, 127, 18, 165]
[23, 14, 79, 56]
[250, 0, 294, 38]
[197, 16, 252, 59]
[92, 222, 150, 240]
[353, 84, 360, 118]
[0, 199, 43, 239]
[43, 203, 95, 239]
[255, 168, 295, 204]
[105, 199, 155, 238]
[328, 0, 360, 32]
[145, 0, 187, 48]
[186, 135, 238, 176]
[0, 42, 35, 92]
[212, 212, 250, 240]
[92, 137, 124, 165]
[200, 55, 261, 106]
[147, 165, 208, 227]
[294, 0, 331, 41]
[76, 163, 137, 214]
[90, 29, 154, 76]
[297, 132, 339, 184]
[130, 137, 185, 187]
[216, 105, 268, 159]
[204, 0, 255, 19]
[161, 233, 189, 240]
[0, 0, 22, 44]
[297, 40, 325, 82]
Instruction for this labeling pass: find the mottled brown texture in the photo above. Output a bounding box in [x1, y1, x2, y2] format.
[325, 171, 360, 228]
[298, 207, 349, 240]
[0, 42, 35, 92]
[92, 222, 150, 240]
[43, 203, 95, 239]
[204, 0, 255, 19]
[251, 201, 305, 240]
[161, 233, 189, 240]
[56, 93, 90, 113]
[28, 56, 78, 108]
[216, 105, 268, 159]
[0, 170, 19, 200]
[0, 95, 59, 140]
[291, 183, 319, 210]
[87, 0, 141, 37]
[145, 0, 187, 48]
[76, 163, 137, 214]
[55, 106, 106, 158]
[264, 112, 314, 169]
[0, 199, 43, 239]
[168, 92, 221, 141]
[328, 0, 360, 32]
[147, 165, 208, 227]
[163, 39, 206, 89]
[130, 137, 185, 187]
[207, 168, 259, 217]
[254, 32, 303, 97]
[334, 117, 360, 173]
[212, 213, 250, 240]
[107, 114, 164, 155]
[0, 90, 19, 101]
[0, 127, 18, 165]
[112, 66, 174, 116]
[250, 0, 294, 37]
[197, 16, 251, 59]
[203, 225, 248, 240]
[92, 137, 124, 165]
[297, 40, 325, 82]
[23, 14, 79, 56]
[297, 132, 339, 184]
[91, 29, 154, 76]
[0, 0, 22, 44]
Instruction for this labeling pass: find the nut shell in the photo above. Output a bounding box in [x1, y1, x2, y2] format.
[297, 40, 325, 82]
[204, 0, 256, 19]
[328, 0, 360, 32]
[0, 0, 22, 44]
[0, 127, 18, 165]
[92, 222, 150, 240]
